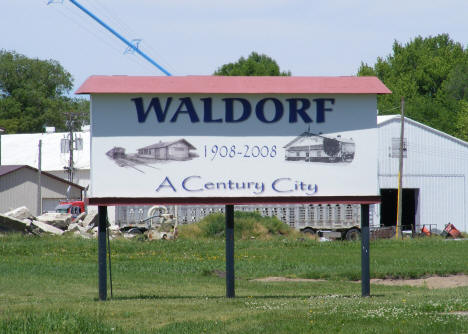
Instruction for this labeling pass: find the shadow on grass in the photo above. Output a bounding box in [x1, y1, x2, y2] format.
[106, 293, 385, 301]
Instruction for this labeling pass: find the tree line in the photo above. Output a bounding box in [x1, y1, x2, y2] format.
[1, 34, 467, 141]
[357, 34, 468, 141]
[0, 50, 88, 134]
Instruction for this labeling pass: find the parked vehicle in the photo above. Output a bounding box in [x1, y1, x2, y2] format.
[120, 205, 178, 240]
[55, 201, 85, 218]
[295, 204, 362, 240]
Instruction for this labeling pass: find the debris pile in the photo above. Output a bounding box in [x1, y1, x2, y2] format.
[118, 206, 178, 241]
[0, 206, 104, 238]
[0, 205, 178, 241]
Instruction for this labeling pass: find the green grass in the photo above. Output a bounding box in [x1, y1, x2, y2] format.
[1, 234, 468, 333]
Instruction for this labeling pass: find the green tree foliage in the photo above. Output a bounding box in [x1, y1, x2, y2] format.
[357, 34, 468, 138]
[445, 62, 468, 101]
[214, 52, 291, 76]
[0, 50, 89, 134]
[443, 61, 468, 140]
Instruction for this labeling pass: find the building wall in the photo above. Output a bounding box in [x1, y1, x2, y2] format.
[377, 118, 468, 232]
[47, 168, 112, 222]
[155, 147, 167, 159]
[168, 143, 189, 160]
[0, 168, 82, 215]
[48, 169, 90, 189]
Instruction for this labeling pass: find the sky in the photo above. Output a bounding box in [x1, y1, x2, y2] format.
[1, 0, 467, 95]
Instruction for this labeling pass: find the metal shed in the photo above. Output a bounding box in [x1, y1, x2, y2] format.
[376, 115, 468, 232]
[0, 165, 84, 215]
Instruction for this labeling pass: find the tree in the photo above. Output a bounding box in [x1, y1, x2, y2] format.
[0, 50, 89, 134]
[455, 101, 468, 141]
[357, 34, 468, 138]
[445, 61, 468, 101]
[323, 137, 340, 158]
[445, 61, 468, 141]
[214, 52, 291, 76]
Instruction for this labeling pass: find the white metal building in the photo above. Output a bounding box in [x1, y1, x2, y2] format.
[0, 129, 104, 219]
[376, 115, 468, 232]
[1, 129, 90, 187]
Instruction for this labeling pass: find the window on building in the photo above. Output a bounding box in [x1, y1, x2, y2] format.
[391, 138, 407, 158]
[74, 138, 83, 151]
[60, 138, 69, 153]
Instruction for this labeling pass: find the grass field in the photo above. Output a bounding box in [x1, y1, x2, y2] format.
[1, 233, 468, 333]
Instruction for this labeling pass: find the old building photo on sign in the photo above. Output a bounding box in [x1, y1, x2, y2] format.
[284, 130, 355, 163]
[105, 138, 198, 173]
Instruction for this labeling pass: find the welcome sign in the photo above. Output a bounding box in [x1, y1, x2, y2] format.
[77, 76, 390, 204]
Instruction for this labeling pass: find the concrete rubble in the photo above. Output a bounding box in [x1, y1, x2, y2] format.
[0, 213, 31, 233]
[0, 206, 174, 241]
[0, 207, 126, 239]
[0, 206, 85, 237]
[81, 211, 98, 228]
[31, 220, 64, 235]
[36, 212, 73, 230]
[4, 206, 35, 221]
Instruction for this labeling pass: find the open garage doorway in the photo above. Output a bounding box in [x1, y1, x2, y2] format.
[380, 188, 420, 231]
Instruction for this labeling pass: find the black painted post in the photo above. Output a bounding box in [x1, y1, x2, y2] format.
[98, 206, 108, 301]
[225, 204, 235, 298]
[361, 204, 370, 297]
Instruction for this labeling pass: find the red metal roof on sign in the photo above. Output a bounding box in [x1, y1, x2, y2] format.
[75, 75, 391, 95]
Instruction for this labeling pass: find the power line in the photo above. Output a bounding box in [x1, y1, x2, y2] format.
[68, 0, 171, 75]
[52, 2, 160, 73]
[48, 0, 173, 75]
[81, 0, 177, 74]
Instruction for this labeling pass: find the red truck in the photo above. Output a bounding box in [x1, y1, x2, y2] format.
[55, 201, 85, 218]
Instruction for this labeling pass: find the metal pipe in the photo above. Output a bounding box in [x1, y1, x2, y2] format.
[98, 206, 108, 301]
[361, 204, 370, 297]
[69, 0, 172, 76]
[0, 127, 4, 165]
[225, 204, 235, 298]
[37, 140, 42, 216]
[396, 97, 405, 239]
[107, 219, 113, 299]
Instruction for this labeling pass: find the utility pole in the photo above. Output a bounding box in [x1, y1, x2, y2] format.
[37, 140, 42, 216]
[68, 112, 74, 183]
[0, 127, 4, 165]
[63, 110, 82, 184]
[396, 97, 405, 239]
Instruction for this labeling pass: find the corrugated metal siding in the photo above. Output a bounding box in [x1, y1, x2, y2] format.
[41, 172, 82, 200]
[379, 119, 468, 175]
[379, 175, 465, 232]
[378, 118, 468, 232]
[0, 168, 82, 214]
[0, 168, 38, 213]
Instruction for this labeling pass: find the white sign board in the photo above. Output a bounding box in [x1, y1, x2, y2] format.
[90, 93, 378, 200]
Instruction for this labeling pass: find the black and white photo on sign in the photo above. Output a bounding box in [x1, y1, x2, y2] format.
[284, 130, 355, 163]
[105, 138, 198, 173]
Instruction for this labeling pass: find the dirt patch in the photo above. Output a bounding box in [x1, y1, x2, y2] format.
[252, 275, 468, 289]
[371, 274, 468, 289]
[447, 311, 468, 316]
[252, 276, 326, 283]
